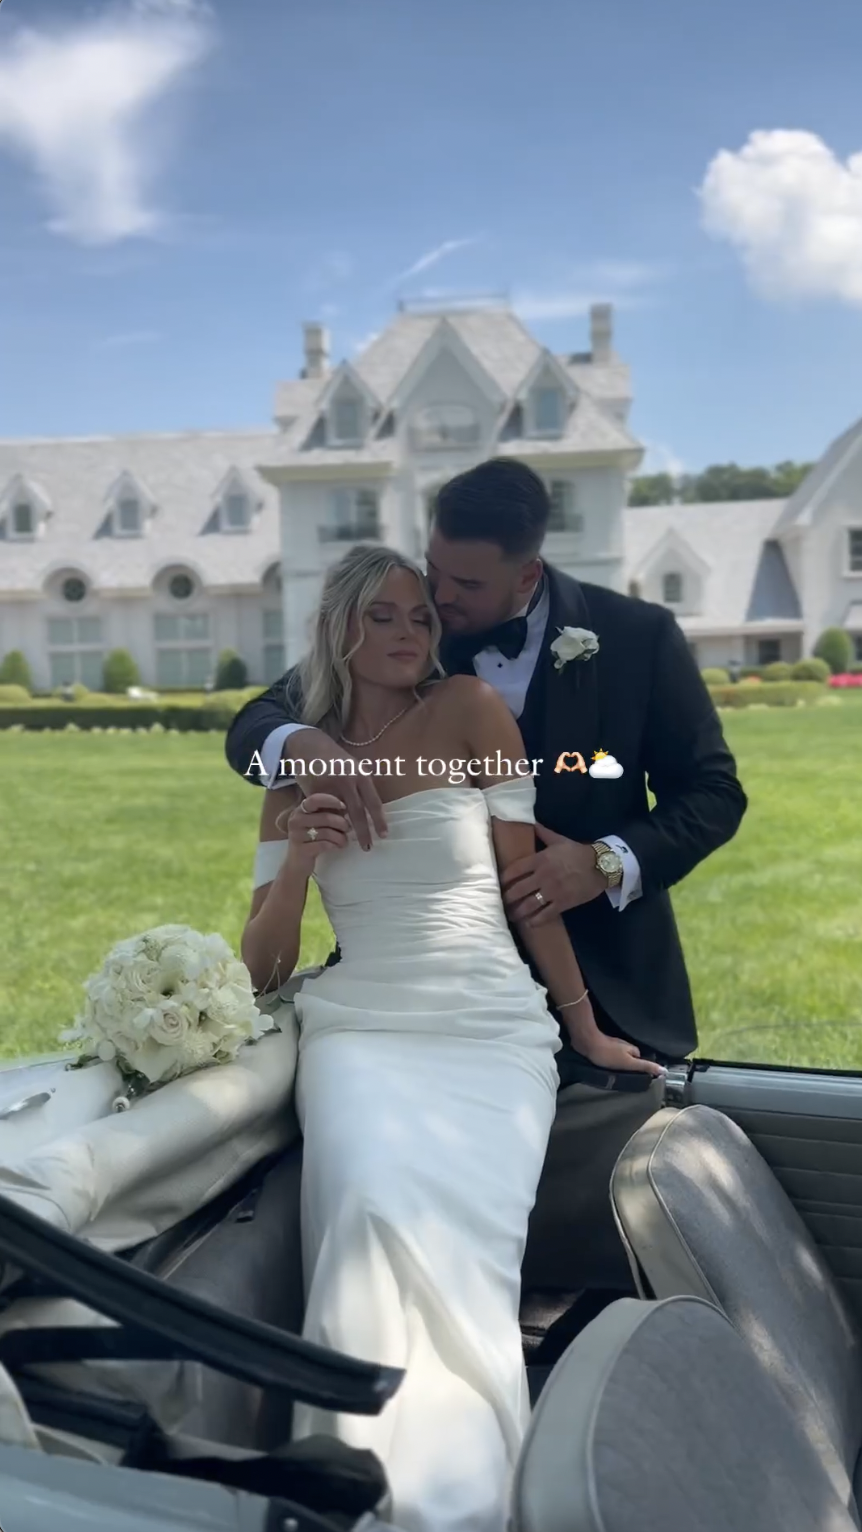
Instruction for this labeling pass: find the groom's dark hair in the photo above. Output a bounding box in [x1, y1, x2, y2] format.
[433, 458, 550, 559]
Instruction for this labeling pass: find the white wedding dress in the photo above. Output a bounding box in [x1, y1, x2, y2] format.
[253, 777, 562, 1532]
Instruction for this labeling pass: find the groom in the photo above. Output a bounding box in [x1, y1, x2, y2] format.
[225, 458, 747, 1293]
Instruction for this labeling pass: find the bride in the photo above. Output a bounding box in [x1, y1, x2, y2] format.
[241, 545, 662, 1532]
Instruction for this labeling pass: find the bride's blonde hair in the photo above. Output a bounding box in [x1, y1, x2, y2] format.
[287, 544, 444, 736]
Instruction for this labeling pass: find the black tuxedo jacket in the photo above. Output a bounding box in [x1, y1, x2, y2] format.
[226, 565, 747, 1061]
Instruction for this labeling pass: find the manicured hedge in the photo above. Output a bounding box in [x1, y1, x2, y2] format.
[0, 703, 239, 731]
[708, 681, 828, 708]
[0, 685, 264, 731]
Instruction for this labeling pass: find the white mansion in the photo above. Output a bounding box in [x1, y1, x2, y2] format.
[1, 300, 861, 690]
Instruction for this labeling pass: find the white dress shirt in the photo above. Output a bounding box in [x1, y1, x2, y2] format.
[258, 579, 642, 911]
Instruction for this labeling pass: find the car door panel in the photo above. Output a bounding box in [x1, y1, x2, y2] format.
[675, 1063, 862, 1325]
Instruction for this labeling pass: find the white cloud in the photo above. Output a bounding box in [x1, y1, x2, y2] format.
[699, 129, 862, 305]
[0, 0, 213, 245]
[396, 237, 480, 283]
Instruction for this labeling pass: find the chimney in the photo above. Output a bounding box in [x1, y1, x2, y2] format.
[302, 322, 330, 380]
[590, 303, 613, 365]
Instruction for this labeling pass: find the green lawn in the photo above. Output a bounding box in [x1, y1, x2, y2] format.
[1, 697, 860, 1069]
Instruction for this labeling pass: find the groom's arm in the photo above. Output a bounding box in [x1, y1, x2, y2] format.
[613, 609, 748, 897]
[224, 672, 304, 785]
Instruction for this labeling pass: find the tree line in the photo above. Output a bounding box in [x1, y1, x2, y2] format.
[628, 461, 814, 507]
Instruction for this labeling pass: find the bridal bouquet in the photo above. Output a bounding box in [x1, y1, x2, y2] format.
[60, 924, 269, 1110]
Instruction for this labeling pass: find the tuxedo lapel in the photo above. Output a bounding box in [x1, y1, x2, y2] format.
[531, 565, 602, 828]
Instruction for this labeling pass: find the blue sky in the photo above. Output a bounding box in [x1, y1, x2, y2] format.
[2, 0, 862, 475]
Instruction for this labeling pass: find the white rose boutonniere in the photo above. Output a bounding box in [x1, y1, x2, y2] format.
[550, 625, 599, 671]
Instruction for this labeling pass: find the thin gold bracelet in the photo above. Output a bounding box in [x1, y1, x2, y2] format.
[558, 990, 589, 1011]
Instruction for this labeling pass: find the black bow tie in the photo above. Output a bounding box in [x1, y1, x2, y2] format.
[444, 614, 529, 671]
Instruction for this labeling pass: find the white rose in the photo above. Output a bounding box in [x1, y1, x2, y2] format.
[549, 626, 599, 670]
[148, 1001, 194, 1050]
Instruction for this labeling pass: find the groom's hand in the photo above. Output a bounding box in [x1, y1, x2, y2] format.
[287, 729, 388, 852]
[501, 824, 607, 925]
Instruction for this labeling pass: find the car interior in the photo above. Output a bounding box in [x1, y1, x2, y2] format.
[0, 1037, 862, 1531]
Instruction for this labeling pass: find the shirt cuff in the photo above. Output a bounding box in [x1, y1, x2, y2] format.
[260, 723, 307, 788]
[598, 834, 643, 911]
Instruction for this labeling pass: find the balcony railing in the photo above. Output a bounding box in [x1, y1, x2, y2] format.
[318, 521, 382, 543]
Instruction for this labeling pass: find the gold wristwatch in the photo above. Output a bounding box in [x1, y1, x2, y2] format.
[592, 840, 623, 889]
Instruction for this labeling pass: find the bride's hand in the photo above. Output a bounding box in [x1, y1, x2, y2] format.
[579, 1031, 666, 1078]
[280, 793, 352, 872]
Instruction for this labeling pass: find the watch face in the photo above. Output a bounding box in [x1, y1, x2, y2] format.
[598, 851, 621, 874]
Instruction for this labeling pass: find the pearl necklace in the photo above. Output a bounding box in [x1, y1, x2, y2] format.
[340, 700, 416, 749]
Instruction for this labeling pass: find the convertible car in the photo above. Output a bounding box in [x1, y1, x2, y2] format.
[0, 997, 860, 1532]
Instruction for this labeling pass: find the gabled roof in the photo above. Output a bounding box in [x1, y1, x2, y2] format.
[514, 347, 579, 403]
[0, 430, 282, 594]
[772, 414, 862, 533]
[313, 358, 381, 415]
[0, 471, 52, 518]
[633, 523, 712, 580]
[271, 303, 640, 464]
[384, 317, 507, 410]
[623, 500, 799, 631]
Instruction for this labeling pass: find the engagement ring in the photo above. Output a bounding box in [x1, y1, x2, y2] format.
[534, 891, 545, 905]
[307, 827, 319, 842]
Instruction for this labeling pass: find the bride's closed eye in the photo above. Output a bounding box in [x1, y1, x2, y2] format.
[368, 610, 432, 627]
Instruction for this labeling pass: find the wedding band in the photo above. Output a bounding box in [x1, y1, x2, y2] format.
[299, 800, 309, 814]
[535, 891, 545, 905]
[307, 827, 319, 842]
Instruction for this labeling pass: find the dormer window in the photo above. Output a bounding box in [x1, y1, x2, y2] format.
[534, 387, 564, 435]
[211, 469, 257, 534]
[104, 472, 152, 537]
[663, 571, 683, 605]
[332, 396, 361, 444]
[12, 501, 34, 537]
[117, 496, 141, 535]
[1, 475, 50, 539]
[224, 491, 249, 530]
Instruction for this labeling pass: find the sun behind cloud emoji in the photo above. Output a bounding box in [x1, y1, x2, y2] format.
[588, 749, 624, 779]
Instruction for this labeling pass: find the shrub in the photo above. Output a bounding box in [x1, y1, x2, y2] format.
[0, 699, 244, 731]
[52, 682, 90, 702]
[761, 661, 793, 682]
[0, 650, 32, 692]
[102, 649, 140, 694]
[740, 666, 763, 679]
[708, 680, 827, 708]
[813, 627, 853, 675]
[792, 657, 831, 683]
[739, 674, 762, 685]
[214, 649, 248, 690]
[701, 667, 730, 685]
[0, 683, 31, 704]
